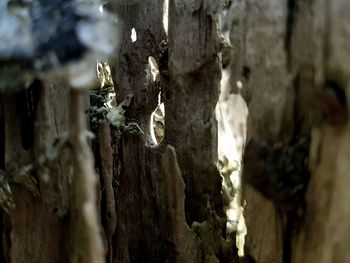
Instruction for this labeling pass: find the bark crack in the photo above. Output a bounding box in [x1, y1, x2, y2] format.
[285, 0, 297, 70]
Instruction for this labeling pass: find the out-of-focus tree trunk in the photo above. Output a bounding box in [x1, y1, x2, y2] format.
[0, 82, 72, 263]
[0, 1, 117, 262]
[226, 0, 350, 262]
[0, 81, 104, 263]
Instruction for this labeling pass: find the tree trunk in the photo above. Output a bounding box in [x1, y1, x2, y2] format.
[225, 0, 350, 262]
[108, 0, 233, 262]
[1, 82, 72, 263]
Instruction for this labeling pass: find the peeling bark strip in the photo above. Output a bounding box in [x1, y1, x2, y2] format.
[162, 146, 236, 263]
[161, 145, 199, 262]
[167, 0, 223, 224]
[69, 89, 104, 263]
[98, 122, 116, 263]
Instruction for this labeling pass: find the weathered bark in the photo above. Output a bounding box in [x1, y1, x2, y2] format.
[0, 0, 292, 262]
[108, 1, 168, 262]
[167, 0, 223, 225]
[165, 1, 234, 262]
[107, 0, 236, 262]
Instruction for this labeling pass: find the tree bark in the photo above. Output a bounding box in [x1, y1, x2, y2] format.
[166, 0, 223, 225]
[6, 0, 350, 262]
[107, 1, 168, 262]
[107, 0, 235, 262]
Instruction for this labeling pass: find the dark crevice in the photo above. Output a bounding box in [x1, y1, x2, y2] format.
[242, 66, 251, 81]
[282, 212, 293, 263]
[242, 254, 257, 263]
[0, 212, 5, 263]
[323, 1, 331, 75]
[324, 80, 347, 107]
[285, 0, 297, 69]
[291, 73, 301, 139]
[18, 80, 42, 150]
[321, 80, 348, 125]
[0, 97, 5, 170]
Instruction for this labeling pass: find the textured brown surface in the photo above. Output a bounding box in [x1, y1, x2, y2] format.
[3, 0, 350, 262]
[167, 0, 223, 224]
[227, 0, 350, 262]
[1, 82, 71, 263]
[110, 0, 233, 262]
